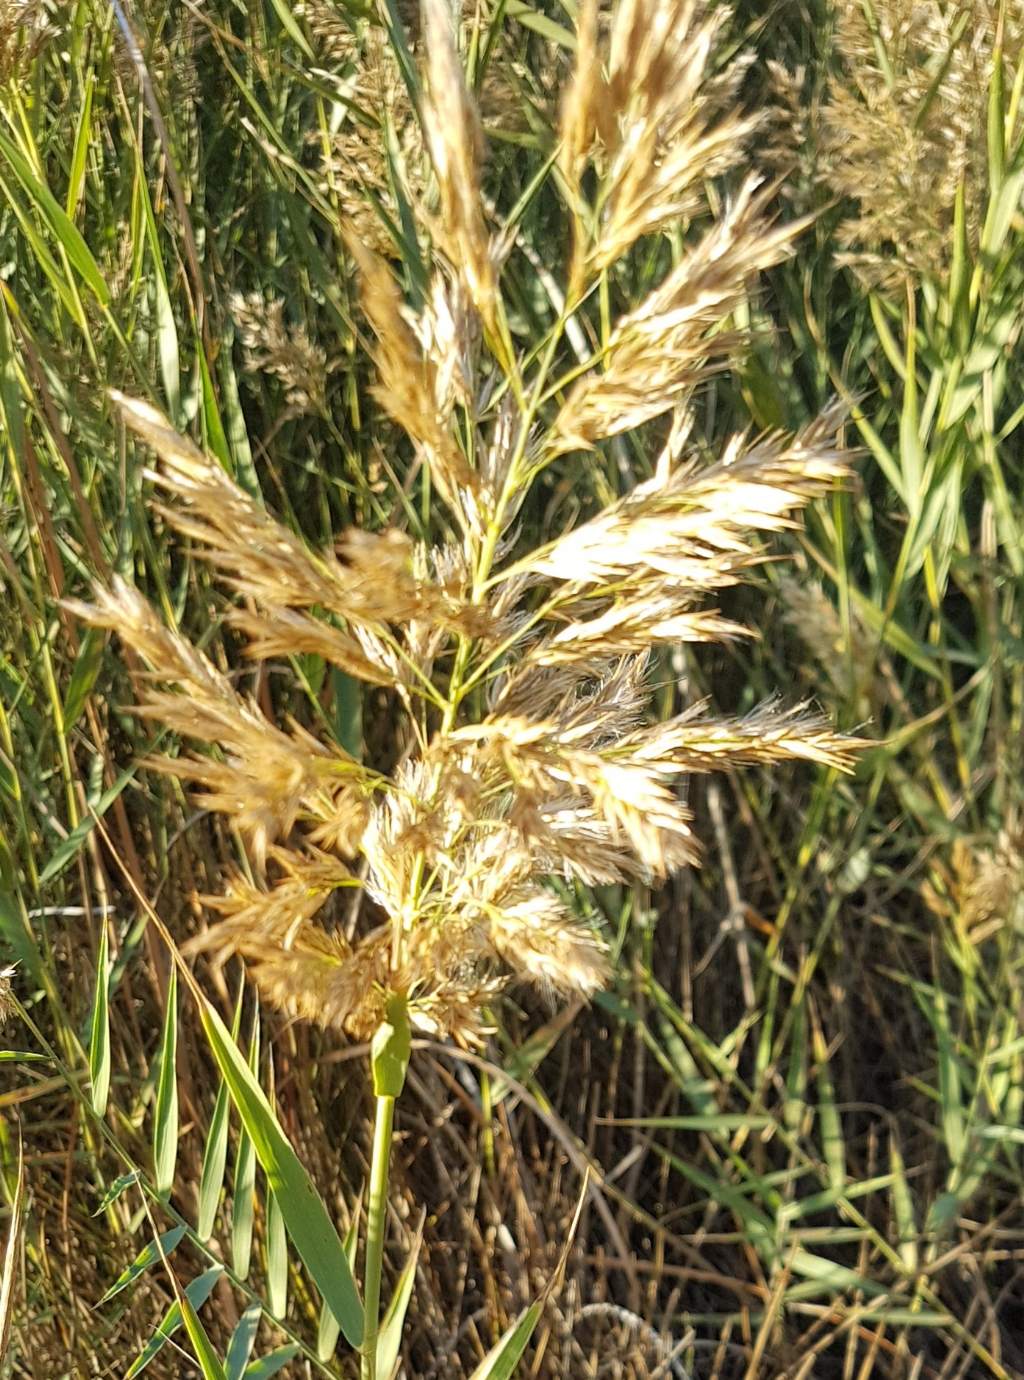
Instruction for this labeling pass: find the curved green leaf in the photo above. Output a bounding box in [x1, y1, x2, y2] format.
[197, 995, 363, 1348]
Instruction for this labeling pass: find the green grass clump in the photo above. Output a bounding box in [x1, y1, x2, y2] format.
[1, 1, 1023, 1377]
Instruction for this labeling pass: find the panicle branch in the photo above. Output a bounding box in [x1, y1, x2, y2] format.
[64, 576, 369, 868]
[420, 0, 497, 323]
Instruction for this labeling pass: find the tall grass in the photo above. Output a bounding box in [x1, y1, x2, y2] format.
[1, 1, 1022, 1377]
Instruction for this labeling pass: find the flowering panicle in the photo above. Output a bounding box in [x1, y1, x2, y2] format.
[420, 0, 497, 322]
[230, 293, 328, 414]
[0, 1, 56, 82]
[559, 0, 758, 278]
[922, 833, 1024, 952]
[552, 184, 810, 451]
[346, 235, 482, 532]
[309, 0, 525, 261]
[822, 0, 1022, 282]
[63, 577, 368, 869]
[73, 0, 863, 1048]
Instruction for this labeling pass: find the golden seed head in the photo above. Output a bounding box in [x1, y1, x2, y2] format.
[822, 0, 1020, 282]
[71, 0, 864, 1046]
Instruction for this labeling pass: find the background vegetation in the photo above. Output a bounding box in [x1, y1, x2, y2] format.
[1, 0, 1023, 1376]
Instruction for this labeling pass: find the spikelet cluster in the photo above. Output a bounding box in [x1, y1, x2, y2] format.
[779, 573, 873, 707]
[70, 0, 861, 1047]
[306, 0, 524, 260]
[229, 293, 328, 414]
[822, 0, 1023, 282]
[923, 833, 1024, 950]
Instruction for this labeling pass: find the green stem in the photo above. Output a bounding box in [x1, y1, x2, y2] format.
[360, 1092, 396, 1380]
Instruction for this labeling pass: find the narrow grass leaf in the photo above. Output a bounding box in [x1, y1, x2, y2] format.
[469, 1173, 587, 1379]
[216, 339, 258, 493]
[199, 346, 232, 472]
[133, 147, 180, 421]
[196, 995, 364, 1347]
[600, 1114, 771, 1131]
[268, 0, 315, 58]
[850, 1308, 952, 1326]
[0, 172, 80, 317]
[377, 0, 421, 115]
[316, 1213, 356, 1360]
[123, 1265, 224, 1379]
[468, 1301, 544, 1380]
[784, 999, 807, 1134]
[650, 1143, 779, 1260]
[811, 1019, 845, 1191]
[243, 1346, 301, 1379]
[89, 923, 111, 1117]
[199, 1068, 231, 1240]
[784, 1173, 897, 1220]
[926, 988, 965, 1164]
[376, 1223, 422, 1380]
[331, 669, 364, 762]
[647, 1008, 720, 1118]
[947, 181, 971, 354]
[231, 1015, 259, 1279]
[0, 891, 44, 986]
[153, 966, 179, 1197]
[63, 627, 104, 734]
[225, 1301, 261, 1380]
[788, 1252, 886, 1297]
[0, 128, 109, 304]
[38, 766, 135, 885]
[92, 1170, 140, 1216]
[198, 988, 243, 1241]
[231, 1135, 253, 1282]
[180, 1293, 229, 1380]
[890, 1138, 918, 1275]
[898, 325, 923, 519]
[987, 41, 1006, 191]
[979, 135, 1024, 259]
[317, 1298, 341, 1362]
[99, 1226, 187, 1305]
[503, 0, 576, 49]
[266, 1187, 288, 1319]
[65, 69, 95, 218]
[0, 1132, 24, 1362]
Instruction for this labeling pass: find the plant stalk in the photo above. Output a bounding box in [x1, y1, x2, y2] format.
[360, 1091, 396, 1380]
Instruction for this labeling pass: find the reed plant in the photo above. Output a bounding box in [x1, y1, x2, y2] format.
[65, 2, 859, 1369]
[2, 0, 1023, 1375]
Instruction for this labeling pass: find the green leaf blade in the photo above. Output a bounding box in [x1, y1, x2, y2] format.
[197, 996, 364, 1348]
[89, 924, 110, 1118]
[153, 968, 179, 1197]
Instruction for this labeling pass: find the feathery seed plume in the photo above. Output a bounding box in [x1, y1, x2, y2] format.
[420, 0, 497, 323]
[822, 0, 1021, 282]
[63, 576, 368, 868]
[553, 183, 809, 452]
[585, 0, 757, 270]
[346, 235, 481, 533]
[230, 292, 328, 413]
[73, 0, 862, 1049]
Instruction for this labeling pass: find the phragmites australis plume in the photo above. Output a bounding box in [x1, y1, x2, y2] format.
[229, 292, 329, 415]
[70, 0, 862, 1050]
[303, 0, 528, 260]
[822, 0, 1023, 283]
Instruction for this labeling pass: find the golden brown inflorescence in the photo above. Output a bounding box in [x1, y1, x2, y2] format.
[71, 0, 862, 1048]
[822, 0, 1022, 283]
